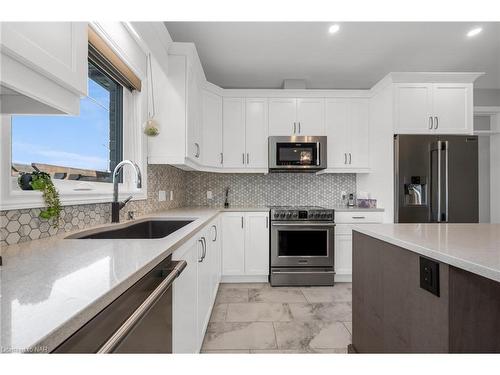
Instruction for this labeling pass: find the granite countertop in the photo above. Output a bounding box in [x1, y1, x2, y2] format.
[353, 223, 500, 283]
[0, 206, 268, 353]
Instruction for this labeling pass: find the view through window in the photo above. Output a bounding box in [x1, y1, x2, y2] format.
[11, 60, 123, 183]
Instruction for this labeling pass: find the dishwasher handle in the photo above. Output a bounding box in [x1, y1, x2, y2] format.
[97, 260, 187, 353]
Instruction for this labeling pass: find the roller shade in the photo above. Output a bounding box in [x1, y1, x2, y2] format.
[88, 26, 142, 92]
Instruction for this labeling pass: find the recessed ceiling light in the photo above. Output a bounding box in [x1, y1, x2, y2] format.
[328, 24, 340, 34]
[467, 27, 483, 37]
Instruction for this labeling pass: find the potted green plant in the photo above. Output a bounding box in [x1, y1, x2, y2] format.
[18, 171, 61, 227]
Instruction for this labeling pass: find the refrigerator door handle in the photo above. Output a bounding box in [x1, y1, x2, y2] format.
[437, 141, 442, 222]
[443, 140, 449, 222]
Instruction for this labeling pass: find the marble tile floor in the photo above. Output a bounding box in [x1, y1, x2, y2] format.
[201, 282, 352, 354]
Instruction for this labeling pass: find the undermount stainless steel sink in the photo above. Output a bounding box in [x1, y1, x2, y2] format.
[67, 219, 194, 240]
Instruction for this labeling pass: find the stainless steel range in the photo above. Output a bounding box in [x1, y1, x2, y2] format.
[270, 206, 335, 286]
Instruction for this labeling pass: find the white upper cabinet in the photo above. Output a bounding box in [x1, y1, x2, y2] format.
[268, 98, 296, 136]
[296, 98, 325, 135]
[186, 68, 203, 163]
[325, 98, 370, 172]
[0, 22, 88, 115]
[394, 82, 473, 134]
[269, 98, 325, 136]
[394, 84, 433, 134]
[202, 90, 223, 167]
[244, 98, 268, 169]
[222, 97, 268, 171]
[432, 83, 471, 133]
[222, 97, 246, 168]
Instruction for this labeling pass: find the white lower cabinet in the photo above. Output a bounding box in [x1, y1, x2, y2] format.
[222, 211, 269, 281]
[334, 211, 384, 282]
[172, 217, 221, 353]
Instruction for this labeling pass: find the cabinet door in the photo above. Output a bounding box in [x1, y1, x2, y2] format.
[432, 83, 471, 134]
[202, 90, 223, 167]
[348, 99, 370, 169]
[244, 212, 270, 276]
[394, 84, 433, 134]
[222, 98, 246, 168]
[208, 218, 222, 298]
[268, 98, 297, 136]
[325, 99, 350, 169]
[245, 98, 268, 169]
[296, 98, 325, 135]
[197, 231, 211, 348]
[172, 239, 199, 353]
[186, 69, 202, 162]
[221, 213, 245, 275]
[0, 22, 87, 95]
[335, 233, 353, 277]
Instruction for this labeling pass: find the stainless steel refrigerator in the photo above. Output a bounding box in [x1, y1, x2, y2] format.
[394, 135, 478, 223]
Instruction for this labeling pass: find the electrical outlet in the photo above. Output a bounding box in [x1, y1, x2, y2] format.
[169, 190, 174, 201]
[207, 191, 213, 200]
[158, 190, 167, 202]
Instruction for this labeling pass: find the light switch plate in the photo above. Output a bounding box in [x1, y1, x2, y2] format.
[207, 191, 213, 200]
[169, 190, 174, 201]
[158, 190, 167, 202]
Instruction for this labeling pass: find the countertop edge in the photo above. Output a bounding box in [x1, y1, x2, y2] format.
[352, 226, 500, 284]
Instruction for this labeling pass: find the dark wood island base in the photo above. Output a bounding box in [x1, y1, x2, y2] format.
[352, 231, 500, 353]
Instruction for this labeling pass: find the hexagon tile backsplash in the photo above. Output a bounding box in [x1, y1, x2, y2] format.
[1, 166, 356, 247]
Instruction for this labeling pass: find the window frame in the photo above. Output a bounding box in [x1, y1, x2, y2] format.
[0, 43, 147, 210]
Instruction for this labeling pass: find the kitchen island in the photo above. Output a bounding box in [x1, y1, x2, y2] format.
[351, 223, 500, 353]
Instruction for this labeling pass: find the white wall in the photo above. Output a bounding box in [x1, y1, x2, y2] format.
[478, 133, 491, 223]
[491, 134, 500, 224]
[357, 83, 394, 223]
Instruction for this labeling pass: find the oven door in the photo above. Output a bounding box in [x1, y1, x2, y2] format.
[269, 136, 327, 171]
[270, 221, 334, 267]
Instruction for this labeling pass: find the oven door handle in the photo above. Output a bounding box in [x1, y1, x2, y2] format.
[271, 222, 335, 227]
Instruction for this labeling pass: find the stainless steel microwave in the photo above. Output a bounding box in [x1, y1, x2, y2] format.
[268, 136, 327, 172]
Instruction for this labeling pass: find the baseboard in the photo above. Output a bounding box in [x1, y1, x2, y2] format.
[221, 275, 269, 283]
[335, 274, 352, 283]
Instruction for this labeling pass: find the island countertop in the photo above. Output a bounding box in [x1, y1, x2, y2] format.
[353, 223, 500, 283]
[0, 206, 268, 353]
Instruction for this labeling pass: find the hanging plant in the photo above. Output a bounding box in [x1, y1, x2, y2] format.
[143, 53, 160, 137]
[18, 171, 61, 227]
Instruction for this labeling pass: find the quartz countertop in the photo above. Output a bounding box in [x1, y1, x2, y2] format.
[353, 223, 500, 283]
[332, 206, 385, 212]
[0, 206, 268, 353]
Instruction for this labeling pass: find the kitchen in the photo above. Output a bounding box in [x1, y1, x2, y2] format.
[1, 2, 500, 373]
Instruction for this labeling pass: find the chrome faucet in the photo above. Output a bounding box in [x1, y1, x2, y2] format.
[111, 160, 142, 223]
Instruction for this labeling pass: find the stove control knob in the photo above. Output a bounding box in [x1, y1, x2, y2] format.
[274, 213, 280, 219]
[292, 212, 298, 219]
[280, 213, 286, 218]
[286, 212, 292, 218]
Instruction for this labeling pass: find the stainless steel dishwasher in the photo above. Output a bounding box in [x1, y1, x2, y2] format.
[53, 255, 186, 353]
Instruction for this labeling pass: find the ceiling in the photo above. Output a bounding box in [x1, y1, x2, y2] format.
[164, 22, 500, 89]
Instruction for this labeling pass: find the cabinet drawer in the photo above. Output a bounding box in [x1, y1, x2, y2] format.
[335, 211, 383, 224]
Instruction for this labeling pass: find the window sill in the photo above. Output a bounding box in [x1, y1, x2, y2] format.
[1, 177, 147, 210]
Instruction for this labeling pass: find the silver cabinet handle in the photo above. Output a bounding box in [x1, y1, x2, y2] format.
[97, 260, 187, 353]
[220, 152, 223, 165]
[211, 225, 217, 242]
[434, 116, 439, 129]
[293, 122, 296, 134]
[197, 238, 204, 262]
[298, 122, 301, 134]
[241, 216, 244, 228]
[429, 116, 433, 129]
[242, 153, 245, 165]
[194, 143, 200, 158]
[202, 237, 207, 261]
[344, 153, 347, 164]
[246, 153, 249, 165]
[349, 153, 352, 164]
[352, 216, 366, 219]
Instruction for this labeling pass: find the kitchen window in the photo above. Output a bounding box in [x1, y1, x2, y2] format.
[11, 60, 124, 183]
